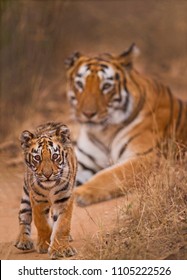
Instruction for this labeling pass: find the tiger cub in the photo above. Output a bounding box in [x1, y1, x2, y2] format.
[14, 122, 77, 259]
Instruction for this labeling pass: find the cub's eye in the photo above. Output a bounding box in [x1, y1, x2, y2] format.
[34, 155, 40, 161]
[102, 83, 113, 92]
[52, 153, 59, 160]
[75, 80, 84, 90]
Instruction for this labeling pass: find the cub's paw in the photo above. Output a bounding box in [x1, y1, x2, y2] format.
[48, 244, 77, 259]
[36, 240, 49, 254]
[14, 235, 34, 251]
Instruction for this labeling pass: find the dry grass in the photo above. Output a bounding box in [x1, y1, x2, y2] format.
[80, 143, 187, 260]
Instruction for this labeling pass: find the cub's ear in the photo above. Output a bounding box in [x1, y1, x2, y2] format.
[118, 43, 140, 68]
[56, 125, 71, 144]
[20, 130, 34, 149]
[64, 51, 82, 69]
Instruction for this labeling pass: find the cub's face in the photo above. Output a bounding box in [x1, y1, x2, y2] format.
[20, 126, 71, 186]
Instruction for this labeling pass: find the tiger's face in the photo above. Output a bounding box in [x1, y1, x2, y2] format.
[66, 44, 139, 125]
[20, 125, 71, 186]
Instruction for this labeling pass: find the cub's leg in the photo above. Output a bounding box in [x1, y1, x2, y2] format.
[74, 154, 154, 206]
[48, 195, 76, 259]
[31, 196, 52, 253]
[14, 184, 33, 250]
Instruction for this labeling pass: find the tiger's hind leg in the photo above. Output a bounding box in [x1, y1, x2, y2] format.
[14, 185, 33, 250]
[31, 197, 52, 254]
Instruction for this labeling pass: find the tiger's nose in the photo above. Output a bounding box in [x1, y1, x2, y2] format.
[82, 111, 97, 119]
[43, 169, 53, 180]
[44, 173, 52, 180]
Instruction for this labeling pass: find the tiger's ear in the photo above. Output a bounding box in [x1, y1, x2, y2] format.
[56, 125, 71, 144]
[118, 43, 140, 68]
[64, 51, 82, 69]
[20, 130, 34, 149]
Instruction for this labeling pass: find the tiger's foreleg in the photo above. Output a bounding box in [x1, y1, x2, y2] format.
[30, 195, 52, 254]
[48, 195, 76, 259]
[74, 154, 154, 206]
[14, 184, 33, 250]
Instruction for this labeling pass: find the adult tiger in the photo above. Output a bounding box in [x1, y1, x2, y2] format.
[65, 44, 187, 206]
[14, 122, 77, 259]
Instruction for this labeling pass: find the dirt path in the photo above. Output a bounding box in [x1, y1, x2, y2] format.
[0, 158, 128, 260]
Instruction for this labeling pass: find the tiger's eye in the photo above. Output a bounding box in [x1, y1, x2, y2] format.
[34, 155, 40, 161]
[52, 153, 58, 160]
[102, 83, 112, 91]
[76, 80, 83, 90]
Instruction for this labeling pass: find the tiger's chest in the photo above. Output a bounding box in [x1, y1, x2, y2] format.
[77, 124, 124, 168]
[76, 125, 111, 169]
[77, 115, 144, 167]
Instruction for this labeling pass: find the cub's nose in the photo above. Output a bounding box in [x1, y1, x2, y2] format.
[82, 111, 97, 119]
[44, 173, 52, 180]
[42, 169, 53, 180]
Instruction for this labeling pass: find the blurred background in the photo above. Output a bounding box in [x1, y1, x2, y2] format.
[1, 0, 187, 143]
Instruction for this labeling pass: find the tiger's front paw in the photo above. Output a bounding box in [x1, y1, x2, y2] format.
[74, 184, 112, 206]
[48, 243, 77, 259]
[36, 240, 49, 254]
[74, 186, 97, 207]
[14, 234, 34, 251]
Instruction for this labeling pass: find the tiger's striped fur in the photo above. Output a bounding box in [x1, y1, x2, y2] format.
[14, 122, 77, 259]
[65, 44, 187, 206]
